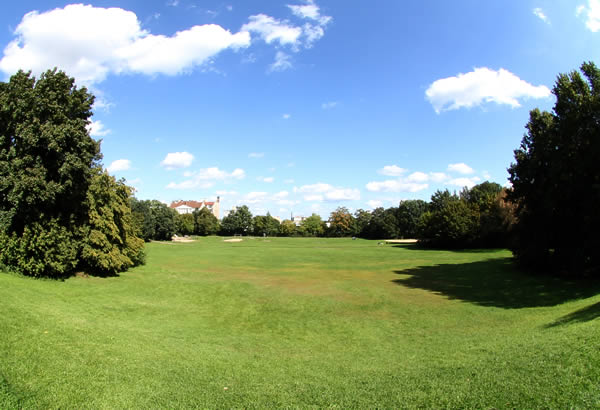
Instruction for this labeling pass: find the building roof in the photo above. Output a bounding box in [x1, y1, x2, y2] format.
[169, 200, 214, 209]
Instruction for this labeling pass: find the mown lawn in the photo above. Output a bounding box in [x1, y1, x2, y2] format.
[1, 237, 599, 408]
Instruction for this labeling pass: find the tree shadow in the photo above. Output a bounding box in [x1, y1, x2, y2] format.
[392, 257, 600, 309]
[391, 243, 505, 253]
[544, 301, 600, 328]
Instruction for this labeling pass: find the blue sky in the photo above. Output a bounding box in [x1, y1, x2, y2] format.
[0, 1, 597, 219]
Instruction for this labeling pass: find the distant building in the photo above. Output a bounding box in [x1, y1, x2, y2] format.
[292, 215, 306, 226]
[169, 197, 220, 219]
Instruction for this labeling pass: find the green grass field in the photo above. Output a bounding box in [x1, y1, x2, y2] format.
[1, 237, 599, 408]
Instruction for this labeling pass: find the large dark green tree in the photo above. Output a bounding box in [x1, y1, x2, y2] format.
[220, 205, 253, 235]
[0, 69, 144, 277]
[193, 207, 220, 236]
[508, 62, 600, 275]
[130, 199, 177, 241]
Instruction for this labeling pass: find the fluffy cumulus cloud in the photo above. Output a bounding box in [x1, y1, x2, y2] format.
[425, 67, 551, 113]
[166, 167, 245, 190]
[87, 120, 110, 137]
[295, 183, 360, 201]
[161, 152, 194, 169]
[106, 159, 131, 173]
[577, 1, 600, 31]
[447, 162, 474, 175]
[0, 4, 247, 84]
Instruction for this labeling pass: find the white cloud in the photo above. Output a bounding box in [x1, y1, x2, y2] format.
[166, 180, 214, 190]
[262, 177, 275, 183]
[367, 200, 382, 209]
[447, 163, 474, 175]
[287, 0, 332, 46]
[242, 1, 331, 50]
[296, 182, 360, 202]
[245, 191, 269, 204]
[87, 120, 110, 137]
[284, 178, 295, 184]
[406, 171, 429, 183]
[425, 67, 551, 113]
[533, 8, 550, 24]
[269, 51, 293, 72]
[326, 188, 360, 201]
[106, 159, 131, 173]
[429, 172, 450, 183]
[248, 152, 264, 158]
[282, 113, 291, 119]
[0, 4, 251, 84]
[166, 167, 245, 190]
[161, 152, 194, 169]
[366, 180, 428, 193]
[241, 14, 302, 46]
[577, 0, 600, 31]
[167, 0, 179, 7]
[378, 165, 407, 177]
[321, 101, 338, 109]
[274, 191, 289, 199]
[448, 177, 481, 189]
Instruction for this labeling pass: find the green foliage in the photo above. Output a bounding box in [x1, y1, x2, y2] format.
[130, 199, 177, 241]
[362, 207, 399, 239]
[192, 207, 219, 236]
[418, 190, 478, 247]
[253, 213, 280, 237]
[220, 205, 253, 235]
[326, 207, 355, 237]
[508, 62, 600, 275]
[0, 218, 79, 277]
[80, 170, 145, 275]
[176, 213, 195, 236]
[396, 200, 428, 238]
[300, 213, 324, 237]
[353, 209, 372, 237]
[278, 219, 297, 236]
[0, 69, 100, 234]
[0, 69, 144, 277]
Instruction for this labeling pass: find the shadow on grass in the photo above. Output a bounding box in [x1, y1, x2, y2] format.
[391, 243, 504, 253]
[393, 257, 600, 309]
[544, 301, 600, 327]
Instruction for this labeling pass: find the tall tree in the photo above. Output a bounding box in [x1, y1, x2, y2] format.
[508, 62, 600, 275]
[220, 205, 253, 235]
[193, 207, 219, 236]
[0, 69, 143, 277]
[301, 213, 324, 237]
[327, 207, 355, 237]
[396, 200, 428, 239]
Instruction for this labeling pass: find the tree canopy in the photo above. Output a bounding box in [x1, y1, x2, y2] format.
[0, 69, 144, 277]
[508, 62, 600, 276]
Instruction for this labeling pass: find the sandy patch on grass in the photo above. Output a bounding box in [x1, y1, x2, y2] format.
[385, 239, 418, 244]
[223, 238, 243, 243]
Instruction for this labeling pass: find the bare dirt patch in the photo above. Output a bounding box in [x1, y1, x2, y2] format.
[172, 236, 195, 243]
[223, 238, 243, 243]
[385, 239, 418, 244]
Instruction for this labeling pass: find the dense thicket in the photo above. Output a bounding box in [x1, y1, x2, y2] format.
[0, 69, 144, 277]
[508, 62, 600, 276]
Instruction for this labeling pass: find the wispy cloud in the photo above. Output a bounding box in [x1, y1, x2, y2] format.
[533, 7, 550, 24]
[321, 101, 338, 110]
